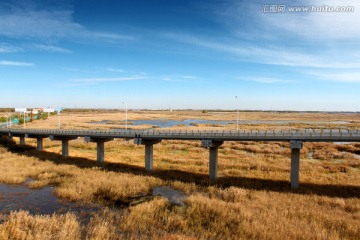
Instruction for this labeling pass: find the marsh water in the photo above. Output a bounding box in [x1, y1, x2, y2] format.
[90, 119, 350, 128]
[0, 180, 186, 221]
[0, 181, 100, 218]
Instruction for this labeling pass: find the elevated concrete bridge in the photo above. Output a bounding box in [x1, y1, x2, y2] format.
[1, 128, 359, 189]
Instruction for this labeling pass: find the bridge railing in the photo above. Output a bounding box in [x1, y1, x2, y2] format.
[1, 128, 359, 140]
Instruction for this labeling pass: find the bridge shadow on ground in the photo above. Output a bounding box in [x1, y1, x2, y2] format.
[1, 140, 359, 199]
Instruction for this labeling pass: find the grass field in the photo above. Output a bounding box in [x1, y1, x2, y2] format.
[4, 109, 360, 130]
[0, 110, 359, 239]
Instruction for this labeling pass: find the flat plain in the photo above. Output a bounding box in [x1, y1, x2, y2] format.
[0, 110, 359, 239]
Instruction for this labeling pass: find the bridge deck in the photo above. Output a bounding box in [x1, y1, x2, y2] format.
[1, 128, 359, 189]
[1, 128, 359, 142]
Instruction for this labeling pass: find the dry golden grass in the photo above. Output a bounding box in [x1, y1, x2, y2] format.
[0, 211, 81, 240]
[0, 110, 359, 239]
[10, 109, 360, 131]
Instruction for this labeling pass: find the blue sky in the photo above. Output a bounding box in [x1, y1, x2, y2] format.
[0, 0, 359, 111]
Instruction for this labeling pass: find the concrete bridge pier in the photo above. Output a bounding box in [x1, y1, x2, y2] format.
[62, 140, 70, 157]
[49, 136, 78, 158]
[144, 140, 162, 171]
[21, 134, 48, 151]
[290, 140, 303, 189]
[135, 137, 162, 170]
[97, 141, 105, 163]
[37, 137, 44, 151]
[201, 140, 224, 180]
[20, 136, 25, 145]
[85, 137, 113, 163]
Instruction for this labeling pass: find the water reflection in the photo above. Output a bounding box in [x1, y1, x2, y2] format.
[90, 118, 350, 128]
[0, 181, 100, 220]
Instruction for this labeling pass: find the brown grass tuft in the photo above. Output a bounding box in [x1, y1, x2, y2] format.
[0, 211, 81, 240]
[0, 110, 359, 239]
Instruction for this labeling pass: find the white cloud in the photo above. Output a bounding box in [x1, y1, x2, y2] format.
[65, 72, 199, 86]
[176, 0, 358, 71]
[0, 60, 34, 66]
[260, 0, 360, 41]
[93, 32, 135, 42]
[216, 0, 360, 42]
[164, 33, 360, 69]
[240, 77, 293, 84]
[0, 10, 83, 39]
[33, 44, 72, 53]
[105, 67, 126, 73]
[306, 71, 360, 83]
[63, 67, 98, 73]
[1, 42, 71, 54]
[181, 75, 197, 79]
[0, 44, 22, 53]
[157, 74, 200, 82]
[0, 4, 134, 43]
[70, 76, 148, 85]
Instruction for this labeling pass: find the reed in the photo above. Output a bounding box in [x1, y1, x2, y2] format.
[0, 110, 359, 239]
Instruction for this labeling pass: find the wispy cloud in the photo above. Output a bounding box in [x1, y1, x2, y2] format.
[0, 2, 134, 43]
[239, 77, 293, 84]
[157, 74, 200, 82]
[104, 67, 126, 73]
[33, 44, 72, 53]
[306, 70, 360, 83]
[65, 70, 200, 86]
[93, 32, 135, 42]
[216, 0, 360, 42]
[164, 33, 360, 69]
[181, 75, 198, 79]
[259, 0, 360, 41]
[69, 76, 148, 86]
[0, 44, 22, 53]
[158, 76, 181, 82]
[1, 42, 71, 54]
[161, 0, 360, 71]
[63, 67, 98, 73]
[0, 60, 34, 66]
[0, 10, 82, 39]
